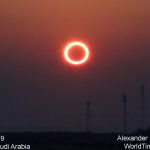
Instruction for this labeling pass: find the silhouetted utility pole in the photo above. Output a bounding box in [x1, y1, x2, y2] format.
[123, 94, 127, 134]
[140, 84, 145, 130]
[86, 101, 90, 133]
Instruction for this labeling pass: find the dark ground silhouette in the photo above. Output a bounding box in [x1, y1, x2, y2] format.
[1, 128, 150, 150]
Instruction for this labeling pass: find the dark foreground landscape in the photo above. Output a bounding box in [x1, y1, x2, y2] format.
[1, 130, 150, 150]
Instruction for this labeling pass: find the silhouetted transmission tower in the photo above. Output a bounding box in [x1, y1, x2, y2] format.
[122, 94, 127, 134]
[86, 101, 91, 133]
[140, 84, 145, 130]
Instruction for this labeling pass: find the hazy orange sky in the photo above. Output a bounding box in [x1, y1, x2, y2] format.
[0, 1, 150, 132]
[0, 1, 150, 65]
[0, 0, 150, 42]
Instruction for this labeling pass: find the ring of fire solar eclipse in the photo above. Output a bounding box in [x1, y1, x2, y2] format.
[64, 42, 90, 65]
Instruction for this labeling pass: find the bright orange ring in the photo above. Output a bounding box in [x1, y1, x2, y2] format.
[64, 42, 90, 65]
